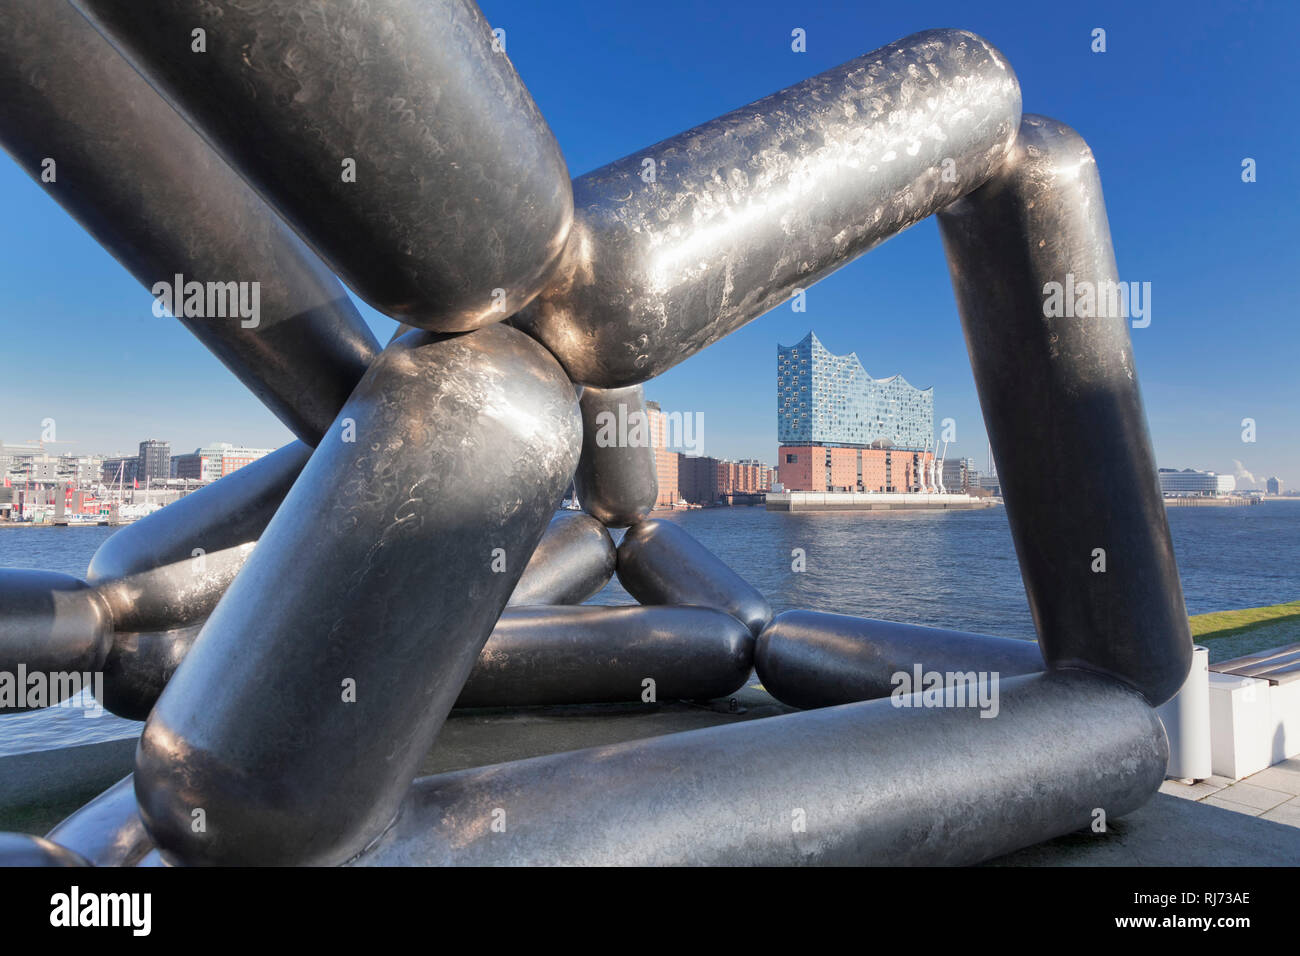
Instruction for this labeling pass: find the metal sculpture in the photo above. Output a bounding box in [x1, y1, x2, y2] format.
[0, 0, 1188, 867]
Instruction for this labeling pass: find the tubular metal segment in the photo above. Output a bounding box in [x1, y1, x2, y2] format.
[755, 610, 1045, 709]
[507, 512, 616, 606]
[99, 622, 204, 722]
[133, 325, 582, 867]
[0, 570, 112, 711]
[73, 0, 574, 330]
[457, 605, 754, 708]
[617, 519, 772, 637]
[85, 442, 310, 631]
[0, 834, 91, 867]
[0, 0, 379, 444]
[47, 775, 153, 868]
[513, 28, 1021, 386]
[938, 115, 1192, 706]
[357, 670, 1167, 866]
[573, 385, 659, 528]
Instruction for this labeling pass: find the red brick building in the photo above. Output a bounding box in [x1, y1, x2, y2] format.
[645, 401, 679, 509]
[777, 445, 936, 493]
[678, 455, 775, 505]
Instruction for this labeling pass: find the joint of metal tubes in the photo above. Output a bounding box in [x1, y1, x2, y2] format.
[0, 0, 1189, 867]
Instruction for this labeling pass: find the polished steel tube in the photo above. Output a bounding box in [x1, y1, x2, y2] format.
[47, 775, 153, 868]
[457, 605, 754, 708]
[938, 115, 1192, 706]
[0, 0, 379, 444]
[617, 519, 771, 637]
[755, 610, 1044, 709]
[573, 386, 659, 528]
[0, 834, 90, 867]
[74, 0, 573, 330]
[133, 325, 582, 866]
[86, 442, 310, 631]
[357, 670, 1166, 865]
[507, 512, 616, 606]
[99, 622, 204, 722]
[0, 570, 112, 712]
[512, 29, 1021, 386]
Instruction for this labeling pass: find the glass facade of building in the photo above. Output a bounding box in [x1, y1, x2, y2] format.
[777, 331, 933, 450]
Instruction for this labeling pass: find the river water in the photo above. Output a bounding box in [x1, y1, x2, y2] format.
[3, 501, 1298, 756]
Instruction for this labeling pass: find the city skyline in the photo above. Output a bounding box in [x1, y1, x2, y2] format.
[1, 0, 1295, 485]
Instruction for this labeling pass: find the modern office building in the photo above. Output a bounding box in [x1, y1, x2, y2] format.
[1266, 476, 1284, 496]
[941, 457, 976, 494]
[138, 439, 171, 484]
[101, 456, 140, 487]
[172, 442, 274, 482]
[1157, 467, 1236, 496]
[777, 332, 936, 493]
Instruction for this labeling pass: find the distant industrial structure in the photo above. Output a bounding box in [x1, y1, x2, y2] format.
[776, 332, 938, 493]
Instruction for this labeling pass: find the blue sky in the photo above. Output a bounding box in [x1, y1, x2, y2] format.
[2, 0, 1296, 484]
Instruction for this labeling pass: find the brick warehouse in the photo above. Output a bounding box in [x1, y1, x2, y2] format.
[777, 445, 937, 494]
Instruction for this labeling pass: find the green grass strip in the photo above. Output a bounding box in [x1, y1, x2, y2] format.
[1189, 599, 1300, 641]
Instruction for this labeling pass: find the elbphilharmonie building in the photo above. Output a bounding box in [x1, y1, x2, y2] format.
[777, 332, 934, 450]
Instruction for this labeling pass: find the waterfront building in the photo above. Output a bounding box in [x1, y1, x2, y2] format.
[941, 457, 976, 494]
[1266, 476, 1284, 496]
[0, 441, 42, 482]
[172, 442, 274, 482]
[677, 455, 775, 505]
[1157, 467, 1236, 496]
[101, 455, 140, 487]
[776, 332, 936, 493]
[645, 402, 679, 509]
[138, 439, 171, 484]
[778, 331, 933, 449]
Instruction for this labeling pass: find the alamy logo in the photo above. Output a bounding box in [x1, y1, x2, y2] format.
[594, 403, 704, 455]
[50, 886, 151, 936]
[151, 273, 261, 328]
[0, 667, 103, 717]
[890, 665, 1000, 718]
[1042, 273, 1151, 328]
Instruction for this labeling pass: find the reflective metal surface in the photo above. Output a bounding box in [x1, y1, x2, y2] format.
[100, 622, 204, 722]
[47, 775, 153, 868]
[0, 833, 90, 867]
[938, 115, 1192, 706]
[357, 670, 1166, 865]
[0, 0, 378, 444]
[617, 519, 772, 637]
[755, 610, 1044, 709]
[507, 512, 616, 606]
[134, 325, 582, 866]
[86, 442, 310, 631]
[75, 0, 573, 330]
[457, 605, 754, 708]
[513, 29, 1021, 386]
[573, 386, 659, 527]
[91, 544, 252, 636]
[0, 570, 112, 711]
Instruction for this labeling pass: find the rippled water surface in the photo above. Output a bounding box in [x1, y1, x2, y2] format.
[3, 501, 1297, 755]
